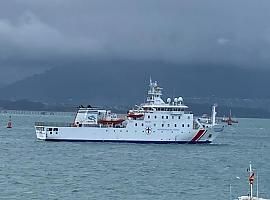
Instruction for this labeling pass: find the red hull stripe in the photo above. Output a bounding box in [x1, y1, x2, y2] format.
[197, 130, 207, 141]
[191, 129, 205, 142]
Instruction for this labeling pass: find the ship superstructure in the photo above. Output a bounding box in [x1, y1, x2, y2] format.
[35, 80, 224, 143]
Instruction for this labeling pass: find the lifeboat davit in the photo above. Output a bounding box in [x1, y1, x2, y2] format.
[98, 118, 125, 125]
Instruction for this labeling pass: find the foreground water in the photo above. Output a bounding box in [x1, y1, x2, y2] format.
[0, 114, 269, 200]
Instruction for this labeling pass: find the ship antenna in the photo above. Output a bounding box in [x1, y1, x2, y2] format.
[256, 171, 259, 199]
[248, 161, 254, 200]
[212, 104, 217, 126]
[229, 184, 232, 200]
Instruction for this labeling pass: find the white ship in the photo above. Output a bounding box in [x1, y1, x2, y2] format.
[35, 79, 225, 143]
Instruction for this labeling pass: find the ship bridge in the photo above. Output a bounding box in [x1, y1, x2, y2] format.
[143, 79, 188, 111]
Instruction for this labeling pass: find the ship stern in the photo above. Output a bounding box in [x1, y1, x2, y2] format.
[35, 126, 47, 140]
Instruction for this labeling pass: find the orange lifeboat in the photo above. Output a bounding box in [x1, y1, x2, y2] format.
[127, 111, 144, 119]
[98, 118, 125, 125]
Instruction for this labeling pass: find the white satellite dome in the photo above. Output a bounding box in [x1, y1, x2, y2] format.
[178, 97, 183, 102]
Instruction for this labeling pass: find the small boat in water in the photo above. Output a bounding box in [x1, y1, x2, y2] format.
[222, 109, 238, 125]
[237, 162, 269, 200]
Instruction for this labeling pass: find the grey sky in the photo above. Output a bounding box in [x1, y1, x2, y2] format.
[1, 0, 270, 84]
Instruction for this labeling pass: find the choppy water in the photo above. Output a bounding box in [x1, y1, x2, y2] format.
[0, 114, 269, 200]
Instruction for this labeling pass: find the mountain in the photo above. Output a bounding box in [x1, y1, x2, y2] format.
[0, 60, 270, 106]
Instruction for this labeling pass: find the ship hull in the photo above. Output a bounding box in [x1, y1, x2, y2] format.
[43, 139, 211, 144]
[35, 124, 223, 144]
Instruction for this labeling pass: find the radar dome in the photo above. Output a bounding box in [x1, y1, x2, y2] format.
[178, 97, 183, 102]
[174, 98, 178, 103]
[167, 98, 171, 103]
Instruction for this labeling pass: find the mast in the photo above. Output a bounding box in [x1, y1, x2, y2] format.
[229, 184, 232, 200]
[212, 104, 217, 126]
[257, 171, 259, 199]
[146, 79, 163, 105]
[248, 161, 255, 200]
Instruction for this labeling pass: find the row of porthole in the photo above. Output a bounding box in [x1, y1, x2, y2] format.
[46, 128, 59, 131]
[47, 128, 59, 135]
[147, 115, 191, 120]
[135, 123, 190, 128]
[49, 131, 58, 134]
[104, 130, 190, 134]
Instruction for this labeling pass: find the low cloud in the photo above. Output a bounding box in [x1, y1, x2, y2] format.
[0, 12, 101, 64]
[1, 0, 270, 84]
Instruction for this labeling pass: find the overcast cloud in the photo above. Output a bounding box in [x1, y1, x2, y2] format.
[1, 0, 270, 84]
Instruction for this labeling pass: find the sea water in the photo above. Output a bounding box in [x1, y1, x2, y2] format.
[0, 114, 269, 200]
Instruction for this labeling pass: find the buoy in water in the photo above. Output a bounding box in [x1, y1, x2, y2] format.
[7, 116, 12, 128]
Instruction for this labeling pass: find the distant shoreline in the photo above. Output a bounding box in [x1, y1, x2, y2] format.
[1, 99, 270, 119]
[1, 109, 270, 119]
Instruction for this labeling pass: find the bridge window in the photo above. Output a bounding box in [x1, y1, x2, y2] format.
[141, 123, 144, 126]
[154, 116, 157, 119]
[175, 124, 177, 127]
[148, 115, 150, 119]
[36, 127, 44, 131]
[78, 111, 86, 113]
[182, 124, 184, 127]
[162, 124, 164, 127]
[167, 124, 170, 127]
[172, 116, 174, 119]
[154, 123, 156, 127]
[166, 116, 168, 119]
[187, 124, 190, 127]
[162, 116, 164, 119]
[178, 116, 181, 119]
[135, 123, 137, 126]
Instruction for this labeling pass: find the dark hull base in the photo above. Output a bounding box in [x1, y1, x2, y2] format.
[43, 139, 212, 144]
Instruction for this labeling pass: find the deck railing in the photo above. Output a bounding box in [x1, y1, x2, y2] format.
[35, 122, 74, 127]
[35, 122, 127, 128]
